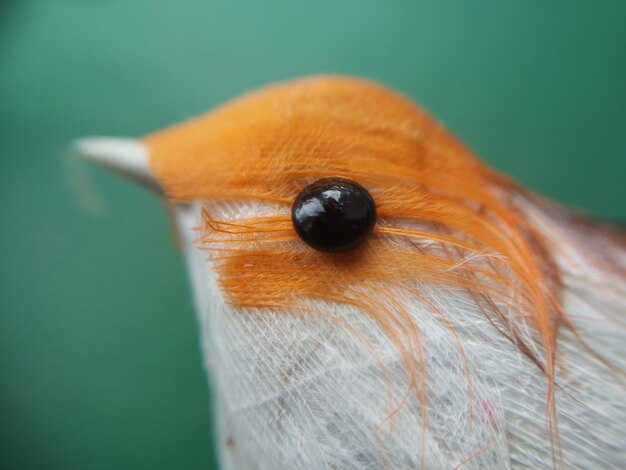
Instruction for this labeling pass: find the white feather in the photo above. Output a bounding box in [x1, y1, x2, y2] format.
[172, 200, 626, 469]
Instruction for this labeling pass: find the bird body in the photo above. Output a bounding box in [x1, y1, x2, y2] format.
[78, 76, 626, 469]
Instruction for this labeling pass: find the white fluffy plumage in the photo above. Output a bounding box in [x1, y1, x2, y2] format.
[171, 196, 626, 469]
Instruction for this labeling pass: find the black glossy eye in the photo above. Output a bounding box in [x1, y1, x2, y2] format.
[291, 177, 376, 252]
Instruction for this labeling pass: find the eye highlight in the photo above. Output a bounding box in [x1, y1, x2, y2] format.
[291, 177, 377, 252]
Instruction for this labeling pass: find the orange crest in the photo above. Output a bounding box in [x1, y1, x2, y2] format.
[144, 75, 564, 414]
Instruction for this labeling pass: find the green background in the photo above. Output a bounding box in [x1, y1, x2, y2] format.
[1, 1, 624, 469]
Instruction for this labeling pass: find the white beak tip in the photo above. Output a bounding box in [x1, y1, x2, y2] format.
[73, 136, 163, 195]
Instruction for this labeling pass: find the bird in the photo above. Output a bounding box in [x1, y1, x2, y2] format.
[76, 75, 626, 469]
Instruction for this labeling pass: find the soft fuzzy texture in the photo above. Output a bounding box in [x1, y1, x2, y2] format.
[143, 76, 626, 468]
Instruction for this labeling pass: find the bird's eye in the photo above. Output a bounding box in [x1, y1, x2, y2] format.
[291, 177, 377, 252]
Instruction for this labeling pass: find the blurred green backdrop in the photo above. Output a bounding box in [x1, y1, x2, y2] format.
[1, 1, 624, 469]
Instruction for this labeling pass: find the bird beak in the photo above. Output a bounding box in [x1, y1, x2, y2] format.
[73, 137, 164, 196]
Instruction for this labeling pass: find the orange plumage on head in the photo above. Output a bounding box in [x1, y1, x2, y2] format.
[146, 75, 562, 380]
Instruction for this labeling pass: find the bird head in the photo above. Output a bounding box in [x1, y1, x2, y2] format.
[76, 76, 626, 469]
